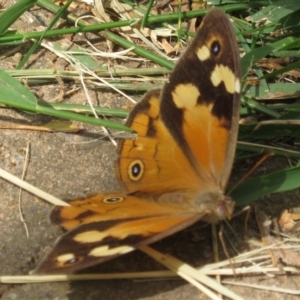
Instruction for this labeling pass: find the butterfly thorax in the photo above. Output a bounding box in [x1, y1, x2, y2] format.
[157, 190, 234, 223]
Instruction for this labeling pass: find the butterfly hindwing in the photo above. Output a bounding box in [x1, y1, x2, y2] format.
[116, 90, 202, 195]
[50, 193, 192, 230]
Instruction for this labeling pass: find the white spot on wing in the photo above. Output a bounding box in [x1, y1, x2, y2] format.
[57, 253, 75, 263]
[74, 230, 107, 243]
[210, 65, 237, 94]
[172, 84, 200, 110]
[90, 245, 134, 257]
[197, 45, 210, 61]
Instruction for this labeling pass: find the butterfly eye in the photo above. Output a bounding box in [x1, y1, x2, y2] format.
[103, 197, 124, 204]
[211, 41, 221, 56]
[128, 159, 144, 181]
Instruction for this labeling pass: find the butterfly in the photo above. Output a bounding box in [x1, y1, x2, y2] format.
[35, 8, 241, 274]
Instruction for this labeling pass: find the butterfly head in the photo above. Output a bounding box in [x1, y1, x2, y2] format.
[194, 191, 234, 223]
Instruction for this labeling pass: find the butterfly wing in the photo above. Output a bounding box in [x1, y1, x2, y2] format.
[35, 194, 200, 274]
[117, 9, 240, 196]
[160, 9, 241, 191]
[117, 90, 204, 195]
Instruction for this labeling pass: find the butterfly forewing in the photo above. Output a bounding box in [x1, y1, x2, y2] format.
[159, 9, 240, 190]
[36, 194, 200, 274]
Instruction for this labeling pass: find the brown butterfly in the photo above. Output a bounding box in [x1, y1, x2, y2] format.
[35, 8, 241, 274]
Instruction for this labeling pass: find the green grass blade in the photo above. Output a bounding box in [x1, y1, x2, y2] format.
[141, 0, 155, 28]
[0, 70, 130, 132]
[0, 69, 37, 105]
[17, 0, 74, 69]
[245, 83, 300, 100]
[0, 0, 37, 34]
[231, 165, 300, 206]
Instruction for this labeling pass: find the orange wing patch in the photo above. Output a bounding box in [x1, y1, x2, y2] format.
[117, 91, 202, 195]
[52, 193, 189, 230]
